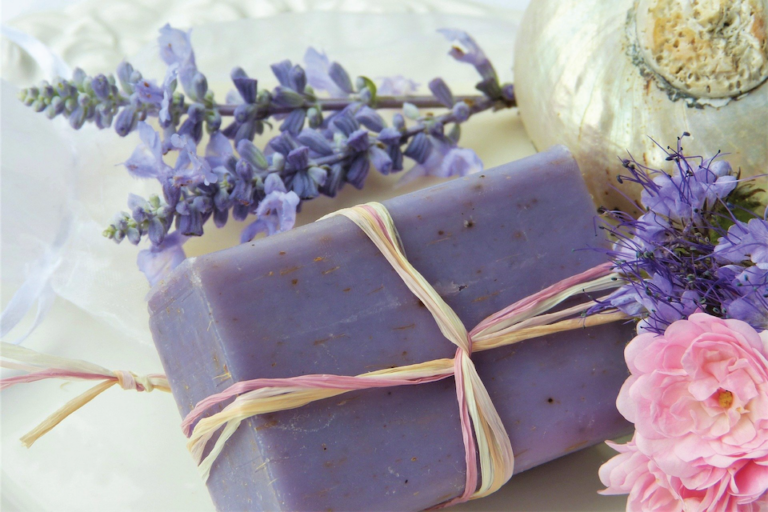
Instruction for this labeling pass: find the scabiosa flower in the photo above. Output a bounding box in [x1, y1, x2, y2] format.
[592, 135, 767, 333]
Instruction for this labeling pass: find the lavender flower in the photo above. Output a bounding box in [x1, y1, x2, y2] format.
[240, 174, 300, 242]
[591, 134, 767, 332]
[377, 76, 419, 96]
[136, 232, 187, 286]
[22, 24, 516, 286]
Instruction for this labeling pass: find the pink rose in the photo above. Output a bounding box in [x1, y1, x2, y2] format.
[600, 437, 768, 512]
[600, 313, 768, 510]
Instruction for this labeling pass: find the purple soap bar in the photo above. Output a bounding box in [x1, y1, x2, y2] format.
[148, 146, 633, 511]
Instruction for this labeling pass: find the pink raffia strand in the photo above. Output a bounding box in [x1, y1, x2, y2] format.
[182, 202, 629, 505]
[0, 342, 170, 447]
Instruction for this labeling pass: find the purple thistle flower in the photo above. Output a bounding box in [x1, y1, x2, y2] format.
[591, 134, 767, 333]
[715, 216, 768, 268]
[723, 265, 768, 329]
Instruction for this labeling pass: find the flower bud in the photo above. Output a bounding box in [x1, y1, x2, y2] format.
[192, 72, 208, 101]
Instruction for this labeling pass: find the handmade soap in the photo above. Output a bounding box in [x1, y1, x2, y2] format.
[148, 146, 634, 511]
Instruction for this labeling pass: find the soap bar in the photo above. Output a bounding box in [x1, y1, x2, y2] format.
[148, 146, 633, 512]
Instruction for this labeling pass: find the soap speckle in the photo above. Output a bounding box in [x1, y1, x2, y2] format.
[464, 218, 474, 228]
[322, 266, 340, 275]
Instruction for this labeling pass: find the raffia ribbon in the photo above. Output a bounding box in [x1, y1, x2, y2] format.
[1, 201, 627, 507]
[0, 343, 169, 447]
[181, 202, 627, 505]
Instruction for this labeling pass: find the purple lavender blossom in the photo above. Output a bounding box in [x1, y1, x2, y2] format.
[399, 134, 482, 185]
[240, 174, 300, 242]
[24, 23, 516, 286]
[137, 232, 187, 287]
[377, 76, 419, 96]
[438, 28, 497, 85]
[158, 24, 197, 97]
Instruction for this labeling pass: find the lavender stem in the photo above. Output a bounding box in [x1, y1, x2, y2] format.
[216, 94, 504, 116]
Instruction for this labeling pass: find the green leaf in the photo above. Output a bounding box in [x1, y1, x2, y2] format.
[358, 75, 378, 106]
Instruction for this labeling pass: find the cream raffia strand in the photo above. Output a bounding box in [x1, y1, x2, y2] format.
[0, 342, 169, 447]
[1, 202, 629, 507]
[182, 202, 628, 505]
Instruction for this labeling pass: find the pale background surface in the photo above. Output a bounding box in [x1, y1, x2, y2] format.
[1, 1, 627, 511]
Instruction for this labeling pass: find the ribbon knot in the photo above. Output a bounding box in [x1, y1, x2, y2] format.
[114, 370, 156, 392]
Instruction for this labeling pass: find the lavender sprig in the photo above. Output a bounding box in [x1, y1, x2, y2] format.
[590, 134, 768, 333]
[20, 25, 515, 285]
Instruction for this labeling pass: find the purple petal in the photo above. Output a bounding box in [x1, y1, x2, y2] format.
[137, 231, 187, 287]
[303, 48, 348, 98]
[158, 25, 195, 67]
[440, 147, 483, 178]
[377, 75, 419, 96]
[346, 129, 370, 153]
[205, 132, 234, 167]
[378, 127, 402, 145]
[437, 28, 487, 67]
[134, 79, 164, 107]
[233, 76, 257, 104]
[346, 154, 370, 189]
[271, 60, 293, 88]
[241, 218, 269, 243]
[369, 146, 393, 175]
[287, 146, 310, 170]
[354, 106, 385, 132]
[328, 62, 354, 95]
[297, 129, 333, 156]
[280, 108, 306, 135]
[124, 145, 161, 178]
[428, 78, 453, 107]
[264, 173, 287, 195]
[403, 132, 431, 164]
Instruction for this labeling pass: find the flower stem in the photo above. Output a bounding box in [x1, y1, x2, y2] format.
[215, 94, 507, 116]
